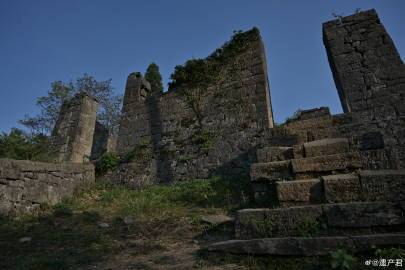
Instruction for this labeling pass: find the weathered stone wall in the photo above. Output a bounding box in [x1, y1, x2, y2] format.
[322, 9, 405, 169]
[0, 159, 95, 216]
[51, 92, 99, 163]
[114, 31, 275, 185]
[323, 9, 405, 119]
[108, 11, 404, 187]
[281, 107, 404, 170]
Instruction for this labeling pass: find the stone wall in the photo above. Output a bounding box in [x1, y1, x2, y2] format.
[0, 159, 95, 216]
[113, 29, 275, 185]
[322, 9, 405, 169]
[51, 92, 99, 163]
[281, 107, 404, 170]
[323, 9, 405, 119]
[106, 10, 404, 187]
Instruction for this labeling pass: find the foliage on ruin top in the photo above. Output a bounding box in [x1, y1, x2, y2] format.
[168, 27, 260, 90]
[145, 63, 164, 93]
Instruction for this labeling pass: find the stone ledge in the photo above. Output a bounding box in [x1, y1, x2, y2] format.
[322, 173, 361, 203]
[236, 202, 404, 238]
[250, 161, 292, 182]
[291, 152, 362, 173]
[256, 147, 293, 163]
[207, 233, 405, 256]
[276, 179, 323, 206]
[303, 138, 349, 158]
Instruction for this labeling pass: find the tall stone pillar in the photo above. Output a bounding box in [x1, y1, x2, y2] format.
[323, 9, 405, 118]
[116, 72, 152, 155]
[51, 92, 99, 163]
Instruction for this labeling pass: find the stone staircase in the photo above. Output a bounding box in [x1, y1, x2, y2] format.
[207, 137, 405, 255]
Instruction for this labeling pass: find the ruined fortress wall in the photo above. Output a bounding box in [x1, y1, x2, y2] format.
[115, 32, 275, 184]
[0, 159, 95, 216]
[277, 106, 403, 170]
[323, 9, 405, 118]
[109, 10, 404, 187]
[322, 9, 405, 169]
[51, 92, 99, 163]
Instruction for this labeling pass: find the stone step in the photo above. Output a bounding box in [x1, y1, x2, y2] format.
[256, 146, 293, 163]
[276, 178, 323, 206]
[291, 152, 362, 177]
[250, 160, 292, 182]
[206, 233, 405, 256]
[302, 138, 350, 158]
[235, 202, 405, 239]
[251, 152, 362, 183]
[275, 170, 405, 206]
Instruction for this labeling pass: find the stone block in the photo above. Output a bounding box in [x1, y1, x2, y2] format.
[303, 138, 349, 157]
[297, 107, 331, 121]
[323, 202, 404, 228]
[207, 233, 405, 256]
[276, 179, 323, 206]
[322, 174, 362, 203]
[0, 185, 23, 202]
[291, 152, 362, 173]
[236, 205, 323, 238]
[250, 161, 292, 182]
[0, 159, 95, 216]
[293, 144, 304, 159]
[359, 170, 405, 202]
[256, 147, 293, 163]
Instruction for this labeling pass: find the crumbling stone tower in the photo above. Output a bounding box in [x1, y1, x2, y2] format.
[51, 92, 98, 163]
[323, 9, 405, 119]
[116, 72, 152, 155]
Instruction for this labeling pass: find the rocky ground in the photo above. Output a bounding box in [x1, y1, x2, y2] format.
[1, 178, 403, 270]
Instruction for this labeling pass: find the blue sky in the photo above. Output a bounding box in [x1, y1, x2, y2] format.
[1, 0, 404, 131]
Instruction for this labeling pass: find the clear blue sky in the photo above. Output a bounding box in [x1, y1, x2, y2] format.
[1, 0, 404, 132]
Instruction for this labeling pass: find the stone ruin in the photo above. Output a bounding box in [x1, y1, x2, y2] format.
[1, 8, 405, 254]
[110, 32, 274, 187]
[0, 93, 99, 215]
[207, 9, 405, 255]
[51, 92, 99, 163]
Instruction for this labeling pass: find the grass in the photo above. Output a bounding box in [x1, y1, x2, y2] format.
[1, 175, 403, 270]
[0, 175, 253, 270]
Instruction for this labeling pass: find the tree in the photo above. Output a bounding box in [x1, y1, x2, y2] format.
[19, 81, 73, 134]
[20, 74, 122, 136]
[144, 63, 163, 93]
[0, 128, 49, 161]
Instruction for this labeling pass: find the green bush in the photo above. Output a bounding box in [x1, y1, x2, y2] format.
[53, 203, 73, 217]
[0, 128, 51, 161]
[95, 152, 119, 176]
[169, 27, 260, 90]
[330, 249, 356, 269]
[375, 247, 405, 260]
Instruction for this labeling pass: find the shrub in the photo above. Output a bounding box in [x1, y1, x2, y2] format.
[95, 152, 119, 176]
[375, 247, 405, 260]
[330, 249, 356, 269]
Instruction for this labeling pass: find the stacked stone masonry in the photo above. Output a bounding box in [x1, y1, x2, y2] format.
[207, 10, 405, 256]
[113, 32, 276, 185]
[323, 9, 405, 118]
[51, 92, 99, 163]
[107, 10, 405, 187]
[0, 159, 95, 216]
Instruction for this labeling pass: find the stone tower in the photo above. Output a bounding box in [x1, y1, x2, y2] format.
[323, 9, 405, 119]
[116, 72, 152, 155]
[51, 92, 98, 163]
